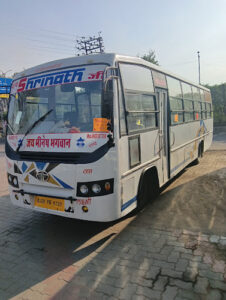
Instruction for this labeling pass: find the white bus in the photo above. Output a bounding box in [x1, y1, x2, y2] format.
[6, 54, 213, 221]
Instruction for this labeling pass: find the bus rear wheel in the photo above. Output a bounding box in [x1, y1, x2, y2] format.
[193, 142, 204, 165]
[137, 169, 159, 211]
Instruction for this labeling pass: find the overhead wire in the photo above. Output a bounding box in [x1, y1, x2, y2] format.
[2, 24, 76, 57]
[3, 24, 75, 47]
[40, 29, 75, 38]
[164, 60, 196, 67]
[28, 45, 74, 55]
[26, 38, 74, 50]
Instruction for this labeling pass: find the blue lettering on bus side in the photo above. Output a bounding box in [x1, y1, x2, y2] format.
[33, 78, 42, 89]
[64, 71, 73, 83]
[23, 68, 86, 91]
[41, 77, 45, 87]
[54, 74, 64, 85]
[71, 68, 85, 82]
[26, 78, 34, 90]
[45, 76, 54, 86]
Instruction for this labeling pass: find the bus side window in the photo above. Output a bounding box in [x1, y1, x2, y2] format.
[206, 103, 212, 118]
[119, 63, 157, 134]
[201, 102, 207, 119]
[192, 87, 201, 120]
[194, 101, 202, 120]
[167, 77, 183, 125]
[203, 91, 212, 119]
[204, 91, 212, 102]
[200, 89, 206, 119]
[182, 82, 194, 123]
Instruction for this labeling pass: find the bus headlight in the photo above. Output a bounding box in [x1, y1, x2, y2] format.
[13, 177, 18, 187]
[7, 173, 19, 188]
[80, 184, 89, 195]
[8, 174, 12, 183]
[77, 179, 114, 197]
[92, 184, 101, 194]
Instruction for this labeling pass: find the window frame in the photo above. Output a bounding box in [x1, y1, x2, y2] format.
[118, 62, 212, 132]
[125, 91, 159, 134]
[206, 102, 212, 119]
[119, 62, 159, 135]
[128, 135, 141, 168]
[168, 78, 211, 126]
[167, 76, 184, 126]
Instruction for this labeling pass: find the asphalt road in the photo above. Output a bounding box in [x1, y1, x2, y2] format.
[210, 127, 226, 151]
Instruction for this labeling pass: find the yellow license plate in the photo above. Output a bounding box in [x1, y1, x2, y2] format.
[34, 196, 65, 212]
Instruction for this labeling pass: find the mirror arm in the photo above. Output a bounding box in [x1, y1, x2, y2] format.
[107, 132, 115, 148]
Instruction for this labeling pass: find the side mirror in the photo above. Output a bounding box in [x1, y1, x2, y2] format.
[103, 67, 119, 92]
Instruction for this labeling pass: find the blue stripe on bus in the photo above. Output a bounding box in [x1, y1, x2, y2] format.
[121, 196, 137, 212]
[53, 175, 73, 189]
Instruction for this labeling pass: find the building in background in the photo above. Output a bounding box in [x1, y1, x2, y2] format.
[0, 77, 12, 137]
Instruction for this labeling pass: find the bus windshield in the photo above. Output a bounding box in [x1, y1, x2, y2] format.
[8, 80, 111, 135]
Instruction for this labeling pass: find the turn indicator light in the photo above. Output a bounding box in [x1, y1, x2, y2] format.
[82, 206, 88, 213]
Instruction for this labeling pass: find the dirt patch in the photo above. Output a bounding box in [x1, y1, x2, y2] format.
[139, 151, 226, 236]
[181, 233, 226, 262]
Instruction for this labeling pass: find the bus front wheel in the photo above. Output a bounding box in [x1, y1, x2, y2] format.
[137, 169, 159, 211]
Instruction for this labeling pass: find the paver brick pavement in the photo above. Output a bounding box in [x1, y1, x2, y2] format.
[0, 149, 226, 299]
[0, 203, 225, 300]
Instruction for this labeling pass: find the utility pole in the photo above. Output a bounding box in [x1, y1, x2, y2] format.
[197, 51, 201, 85]
[76, 32, 104, 56]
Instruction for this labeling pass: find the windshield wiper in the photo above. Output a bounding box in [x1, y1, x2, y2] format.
[16, 109, 53, 152]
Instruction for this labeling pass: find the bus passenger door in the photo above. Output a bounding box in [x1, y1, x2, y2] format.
[156, 88, 169, 184]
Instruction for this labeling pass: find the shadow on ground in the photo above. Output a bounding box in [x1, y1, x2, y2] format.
[0, 155, 226, 298]
[51, 165, 226, 299]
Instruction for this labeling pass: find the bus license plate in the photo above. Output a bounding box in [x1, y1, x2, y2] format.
[34, 196, 65, 212]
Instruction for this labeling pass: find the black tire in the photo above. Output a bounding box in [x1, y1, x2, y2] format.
[192, 143, 203, 165]
[137, 170, 159, 211]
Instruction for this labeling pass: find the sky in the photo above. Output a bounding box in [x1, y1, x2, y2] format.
[0, 0, 226, 85]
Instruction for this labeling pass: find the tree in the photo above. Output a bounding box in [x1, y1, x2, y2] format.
[141, 50, 159, 65]
[205, 83, 226, 124]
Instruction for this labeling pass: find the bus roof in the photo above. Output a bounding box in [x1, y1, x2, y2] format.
[14, 53, 209, 92]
